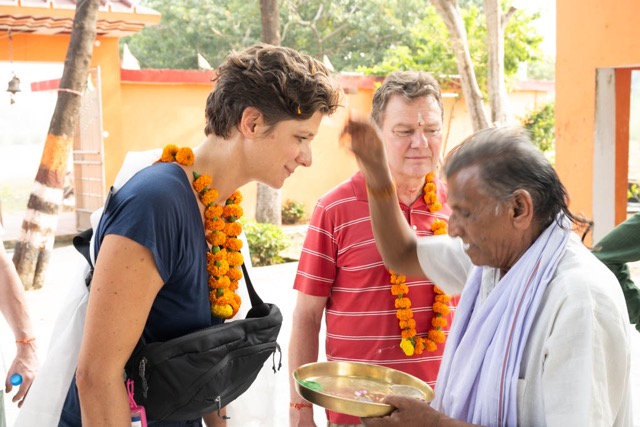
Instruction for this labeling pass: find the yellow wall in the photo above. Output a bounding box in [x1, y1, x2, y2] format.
[556, 0, 640, 222]
[117, 80, 364, 220]
[116, 81, 212, 189]
[95, 37, 125, 192]
[117, 78, 552, 220]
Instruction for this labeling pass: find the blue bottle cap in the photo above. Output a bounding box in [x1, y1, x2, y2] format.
[10, 373, 22, 386]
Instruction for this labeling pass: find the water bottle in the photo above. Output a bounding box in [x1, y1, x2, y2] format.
[10, 374, 22, 386]
[131, 412, 143, 427]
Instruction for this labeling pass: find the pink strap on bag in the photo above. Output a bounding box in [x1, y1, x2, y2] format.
[127, 379, 148, 427]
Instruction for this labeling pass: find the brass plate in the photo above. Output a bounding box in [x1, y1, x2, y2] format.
[293, 361, 434, 418]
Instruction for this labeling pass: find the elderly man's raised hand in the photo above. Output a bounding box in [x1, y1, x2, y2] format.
[340, 111, 392, 189]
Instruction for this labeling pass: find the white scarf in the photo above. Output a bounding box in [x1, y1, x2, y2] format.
[432, 215, 570, 426]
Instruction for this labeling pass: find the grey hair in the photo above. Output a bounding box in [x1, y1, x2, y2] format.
[371, 71, 443, 127]
[443, 126, 589, 229]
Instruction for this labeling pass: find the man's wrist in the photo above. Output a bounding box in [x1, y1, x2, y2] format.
[366, 180, 396, 200]
[290, 401, 313, 410]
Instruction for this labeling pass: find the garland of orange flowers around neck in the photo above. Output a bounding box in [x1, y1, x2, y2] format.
[391, 171, 452, 356]
[159, 144, 244, 320]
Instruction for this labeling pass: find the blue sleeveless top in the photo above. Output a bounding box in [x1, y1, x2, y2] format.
[60, 162, 222, 426]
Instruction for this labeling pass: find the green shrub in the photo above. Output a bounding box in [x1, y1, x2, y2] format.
[521, 101, 555, 154]
[281, 199, 305, 225]
[629, 182, 640, 203]
[242, 219, 290, 266]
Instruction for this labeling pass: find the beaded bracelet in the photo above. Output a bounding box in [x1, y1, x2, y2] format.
[290, 402, 313, 410]
[16, 337, 36, 344]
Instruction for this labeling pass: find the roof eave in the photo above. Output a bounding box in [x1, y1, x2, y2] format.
[0, 4, 160, 37]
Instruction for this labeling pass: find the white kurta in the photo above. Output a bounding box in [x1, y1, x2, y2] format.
[417, 233, 633, 426]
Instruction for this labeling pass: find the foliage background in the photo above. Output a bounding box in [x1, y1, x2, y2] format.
[123, 0, 550, 93]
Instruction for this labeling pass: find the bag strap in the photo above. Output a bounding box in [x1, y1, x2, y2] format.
[74, 229, 265, 309]
[73, 228, 94, 268]
[241, 262, 263, 307]
[73, 228, 94, 288]
[73, 184, 266, 308]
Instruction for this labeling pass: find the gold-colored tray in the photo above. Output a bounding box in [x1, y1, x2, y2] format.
[293, 361, 434, 418]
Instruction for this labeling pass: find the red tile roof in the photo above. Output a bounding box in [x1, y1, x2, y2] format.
[0, 0, 160, 37]
[515, 79, 555, 92]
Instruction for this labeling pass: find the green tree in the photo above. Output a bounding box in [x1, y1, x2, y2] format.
[125, 0, 261, 69]
[126, 0, 543, 90]
[527, 53, 555, 80]
[521, 101, 555, 154]
[356, 2, 542, 95]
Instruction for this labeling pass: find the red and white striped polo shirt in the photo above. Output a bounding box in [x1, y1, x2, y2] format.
[294, 172, 457, 425]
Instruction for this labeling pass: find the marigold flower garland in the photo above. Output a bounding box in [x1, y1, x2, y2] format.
[392, 172, 451, 356]
[159, 144, 244, 320]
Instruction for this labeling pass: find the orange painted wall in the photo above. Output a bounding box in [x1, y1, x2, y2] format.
[556, 0, 640, 223]
[615, 69, 631, 225]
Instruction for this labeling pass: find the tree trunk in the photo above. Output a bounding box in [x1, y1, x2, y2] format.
[432, 0, 489, 132]
[13, 0, 100, 290]
[259, 0, 281, 45]
[484, 0, 513, 126]
[256, 0, 282, 224]
[255, 182, 282, 224]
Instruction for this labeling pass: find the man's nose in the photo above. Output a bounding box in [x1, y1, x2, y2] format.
[410, 130, 428, 148]
[447, 214, 462, 238]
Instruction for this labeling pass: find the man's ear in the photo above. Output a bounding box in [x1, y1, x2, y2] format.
[239, 107, 263, 138]
[511, 189, 534, 230]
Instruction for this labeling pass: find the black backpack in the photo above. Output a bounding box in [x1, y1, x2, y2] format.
[73, 228, 283, 421]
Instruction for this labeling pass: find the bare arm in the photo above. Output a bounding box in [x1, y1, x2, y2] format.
[203, 409, 227, 426]
[288, 292, 327, 427]
[343, 113, 424, 277]
[76, 234, 164, 426]
[0, 240, 38, 406]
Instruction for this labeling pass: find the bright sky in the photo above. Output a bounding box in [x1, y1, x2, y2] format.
[517, 0, 556, 56]
[0, 61, 61, 145]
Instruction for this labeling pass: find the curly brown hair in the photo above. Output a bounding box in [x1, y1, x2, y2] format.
[204, 43, 343, 137]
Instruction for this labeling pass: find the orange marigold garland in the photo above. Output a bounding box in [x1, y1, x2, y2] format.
[159, 145, 244, 320]
[392, 172, 452, 356]
[424, 172, 447, 235]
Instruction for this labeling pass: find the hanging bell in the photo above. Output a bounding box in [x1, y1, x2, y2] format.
[7, 74, 21, 95]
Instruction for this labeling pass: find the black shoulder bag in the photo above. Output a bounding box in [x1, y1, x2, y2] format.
[73, 228, 283, 421]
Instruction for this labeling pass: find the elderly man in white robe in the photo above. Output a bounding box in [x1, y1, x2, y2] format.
[342, 122, 632, 427]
